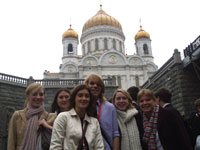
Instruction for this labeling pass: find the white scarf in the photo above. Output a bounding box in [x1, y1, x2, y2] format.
[117, 108, 142, 150]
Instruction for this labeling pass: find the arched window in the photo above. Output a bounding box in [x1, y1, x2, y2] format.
[68, 44, 73, 54]
[82, 44, 85, 55]
[95, 39, 99, 50]
[143, 44, 149, 54]
[113, 39, 116, 50]
[88, 41, 91, 53]
[119, 41, 122, 52]
[104, 38, 108, 49]
[136, 45, 139, 54]
[135, 75, 139, 87]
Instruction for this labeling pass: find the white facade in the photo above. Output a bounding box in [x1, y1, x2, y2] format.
[44, 8, 157, 89]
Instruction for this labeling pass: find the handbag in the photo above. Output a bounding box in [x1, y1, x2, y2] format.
[77, 121, 89, 150]
[40, 113, 52, 150]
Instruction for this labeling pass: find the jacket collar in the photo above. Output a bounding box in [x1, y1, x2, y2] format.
[69, 108, 91, 124]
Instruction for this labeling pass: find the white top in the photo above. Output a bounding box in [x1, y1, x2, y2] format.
[50, 108, 104, 150]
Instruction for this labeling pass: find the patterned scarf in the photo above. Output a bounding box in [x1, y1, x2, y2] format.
[21, 104, 44, 150]
[143, 105, 159, 150]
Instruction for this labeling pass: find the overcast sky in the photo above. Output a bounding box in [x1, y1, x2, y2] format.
[0, 0, 199, 79]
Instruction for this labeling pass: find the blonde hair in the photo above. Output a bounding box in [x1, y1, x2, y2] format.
[24, 83, 44, 108]
[85, 74, 106, 102]
[194, 98, 200, 108]
[112, 89, 134, 109]
[137, 89, 156, 102]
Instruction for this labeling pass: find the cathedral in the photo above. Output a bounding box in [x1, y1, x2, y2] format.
[43, 5, 157, 89]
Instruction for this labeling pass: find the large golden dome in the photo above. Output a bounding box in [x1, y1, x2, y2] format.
[62, 25, 78, 39]
[82, 5, 122, 32]
[135, 26, 150, 40]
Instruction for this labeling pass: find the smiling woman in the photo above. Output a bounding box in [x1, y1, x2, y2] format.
[51, 88, 71, 115]
[7, 83, 56, 150]
[112, 89, 147, 150]
[137, 89, 192, 150]
[50, 84, 104, 150]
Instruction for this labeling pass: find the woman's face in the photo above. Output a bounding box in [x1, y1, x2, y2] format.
[114, 92, 129, 111]
[138, 95, 156, 115]
[57, 91, 70, 111]
[75, 89, 90, 111]
[28, 88, 44, 108]
[87, 79, 102, 100]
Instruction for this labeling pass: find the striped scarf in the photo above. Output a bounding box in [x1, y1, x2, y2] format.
[143, 105, 159, 150]
[21, 104, 44, 150]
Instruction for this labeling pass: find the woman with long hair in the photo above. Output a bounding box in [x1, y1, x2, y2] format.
[112, 89, 147, 150]
[7, 83, 56, 150]
[51, 88, 71, 115]
[50, 84, 104, 149]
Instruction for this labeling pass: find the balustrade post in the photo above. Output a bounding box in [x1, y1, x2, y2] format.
[27, 76, 35, 86]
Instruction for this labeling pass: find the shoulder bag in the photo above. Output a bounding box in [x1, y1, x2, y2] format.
[40, 113, 52, 150]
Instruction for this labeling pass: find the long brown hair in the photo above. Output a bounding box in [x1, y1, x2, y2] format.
[51, 88, 71, 114]
[69, 84, 96, 117]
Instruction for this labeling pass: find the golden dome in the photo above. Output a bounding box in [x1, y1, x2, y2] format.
[62, 25, 78, 39]
[135, 25, 150, 40]
[82, 5, 122, 32]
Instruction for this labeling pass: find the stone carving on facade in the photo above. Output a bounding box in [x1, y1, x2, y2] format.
[109, 55, 117, 64]
[131, 58, 140, 65]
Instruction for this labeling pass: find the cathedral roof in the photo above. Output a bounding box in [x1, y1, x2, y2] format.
[62, 25, 78, 39]
[135, 25, 150, 40]
[82, 5, 122, 32]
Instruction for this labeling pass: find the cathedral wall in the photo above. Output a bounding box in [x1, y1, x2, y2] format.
[62, 57, 80, 64]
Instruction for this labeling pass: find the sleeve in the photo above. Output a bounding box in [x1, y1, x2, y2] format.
[94, 120, 104, 150]
[46, 113, 56, 126]
[167, 110, 193, 150]
[7, 111, 18, 150]
[112, 106, 120, 137]
[49, 113, 67, 150]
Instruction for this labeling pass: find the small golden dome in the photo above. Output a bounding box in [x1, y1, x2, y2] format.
[62, 24, 78, 39]
[135, 25, 150, 40]
[82, 5, 122, 32]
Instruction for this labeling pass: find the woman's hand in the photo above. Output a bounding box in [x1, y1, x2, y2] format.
[38, 119, 53, 130]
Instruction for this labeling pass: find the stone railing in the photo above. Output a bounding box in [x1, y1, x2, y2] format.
[0, 73, 116, 87]
[0, 73, 28, 86]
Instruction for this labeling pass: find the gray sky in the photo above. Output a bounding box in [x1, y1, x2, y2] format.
[0, 0, 199, 79]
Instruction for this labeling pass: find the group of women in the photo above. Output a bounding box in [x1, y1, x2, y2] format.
[8, 75, 193, 150]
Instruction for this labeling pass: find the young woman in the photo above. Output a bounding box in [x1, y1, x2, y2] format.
[51, 88, 71, 115]
[138, 89, 192, 150]
[112, 89, 147, 150]
[85, 74, 120, 150]
[50, 84, 104, 150]
[7, 83, 56, 150]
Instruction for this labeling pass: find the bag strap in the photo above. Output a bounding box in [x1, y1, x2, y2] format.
[77, 121, 89, 150]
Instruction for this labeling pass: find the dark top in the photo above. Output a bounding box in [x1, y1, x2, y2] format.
[188, 111, 200, 147]
[157, 107, 192, 150]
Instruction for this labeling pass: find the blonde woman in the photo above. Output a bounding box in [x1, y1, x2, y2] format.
[7, 83, 56, 150]
[112, 89, 147, 150]
[138, 89, 192, 150]
[85, 74, 120, 150]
